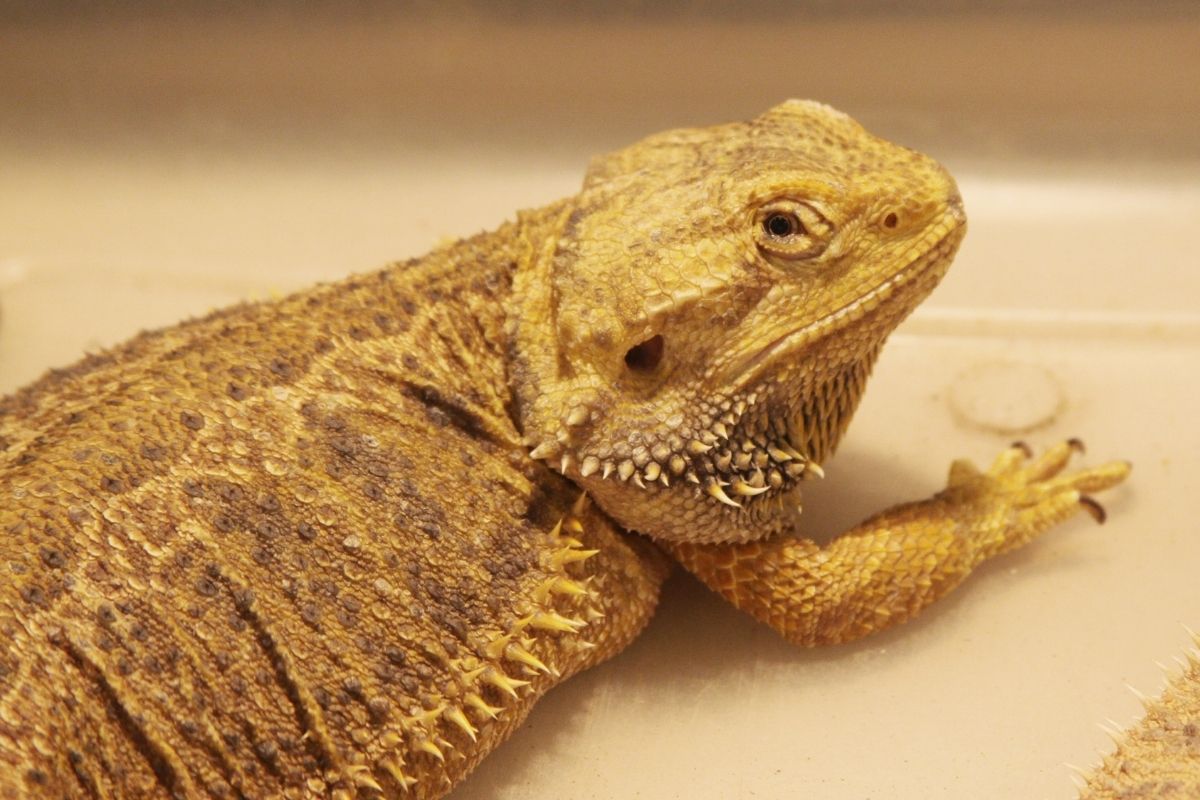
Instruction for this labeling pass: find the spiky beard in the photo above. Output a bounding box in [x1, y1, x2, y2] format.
[566, 341, 883, 545]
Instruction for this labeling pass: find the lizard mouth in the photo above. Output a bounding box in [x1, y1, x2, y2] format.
[724, 211, 967, 392]
[679, 209, 967, 513]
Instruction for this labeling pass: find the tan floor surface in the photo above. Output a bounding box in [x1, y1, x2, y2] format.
[2, 8, 1198, 798]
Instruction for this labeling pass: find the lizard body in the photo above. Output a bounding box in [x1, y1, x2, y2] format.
[0, 101, 1132, 798]
[0, 220, 668, 798]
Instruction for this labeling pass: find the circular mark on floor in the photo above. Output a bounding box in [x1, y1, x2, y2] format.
[947, 360, 1065, 435]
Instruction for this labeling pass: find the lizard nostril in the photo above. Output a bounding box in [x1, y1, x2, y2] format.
[625, 334, 665, 372]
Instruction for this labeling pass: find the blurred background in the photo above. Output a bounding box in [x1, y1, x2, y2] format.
[2, 3, 1198, 799]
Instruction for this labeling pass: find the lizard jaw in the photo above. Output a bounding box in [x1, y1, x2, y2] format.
[722, 210, 966, 392]
[526, 212, 963, 543]
[651, 211, 967, 508]
[526, 221, 960, 525]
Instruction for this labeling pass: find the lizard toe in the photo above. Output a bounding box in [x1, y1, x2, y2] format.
[1018, 438, 1086, 482]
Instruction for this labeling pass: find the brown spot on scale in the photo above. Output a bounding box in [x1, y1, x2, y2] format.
[179, 410, 205, 431]
[256, 492, 282, 513]
[217, 483, 244, 502]
[140, 441, 167, 460]
[268, 355, 296, 380]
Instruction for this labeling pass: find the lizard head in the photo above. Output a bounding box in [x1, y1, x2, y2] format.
[509, 99, 966, 544]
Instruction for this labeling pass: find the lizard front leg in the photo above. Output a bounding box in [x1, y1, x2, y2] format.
[666, 441, 1131, 646]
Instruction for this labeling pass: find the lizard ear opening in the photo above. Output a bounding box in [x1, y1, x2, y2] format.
[624, 334, 665, 372]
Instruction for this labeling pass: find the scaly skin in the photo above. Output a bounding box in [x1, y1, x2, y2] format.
[1080, 636, 1200, 799]
[0, 223, 669, 798]
[0, 101, 1132, 798]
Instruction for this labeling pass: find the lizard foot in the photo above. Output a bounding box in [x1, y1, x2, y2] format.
[941, 439, 1132, 558]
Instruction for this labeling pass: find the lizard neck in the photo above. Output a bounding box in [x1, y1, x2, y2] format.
[503, 199, 578, 447]
[364, 200, 571, 449]
[363, 227, 520, 447]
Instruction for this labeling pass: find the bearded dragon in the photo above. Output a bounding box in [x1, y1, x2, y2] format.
[0, 100, 1134, 799]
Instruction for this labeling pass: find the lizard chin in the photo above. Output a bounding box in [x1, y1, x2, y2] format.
[532, 352, 874, 545]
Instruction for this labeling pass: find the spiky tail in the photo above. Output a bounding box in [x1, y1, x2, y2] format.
[1078, 633, 1200, 799]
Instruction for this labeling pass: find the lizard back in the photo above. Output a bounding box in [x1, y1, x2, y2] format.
[0, 226, 667, 798]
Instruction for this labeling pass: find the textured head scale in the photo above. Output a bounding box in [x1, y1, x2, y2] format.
[510, 100, 966, 544]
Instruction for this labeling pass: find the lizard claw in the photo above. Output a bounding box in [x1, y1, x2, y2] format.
[1018, 439, 1089, 483]
[1078, 494, 1107, 525]
[1010, 440, 1034, 459]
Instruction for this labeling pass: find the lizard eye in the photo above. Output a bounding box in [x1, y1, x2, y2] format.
[754, 200, 831, 261]
[764, 212, 802, 238]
